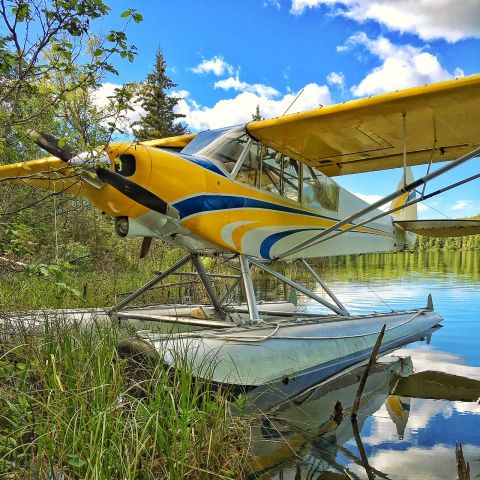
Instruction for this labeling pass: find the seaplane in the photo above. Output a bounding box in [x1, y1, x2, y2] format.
[2, 74, 480, 398]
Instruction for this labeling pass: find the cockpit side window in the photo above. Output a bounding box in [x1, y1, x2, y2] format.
[233, 140, 301, 202]
[302, 164, 339, 211]
[235, 140, 261, 186]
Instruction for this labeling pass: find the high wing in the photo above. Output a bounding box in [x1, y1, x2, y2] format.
[0, 133, 197, 193]
[247, 74, 480, 176]
[0, 157, 84, 195]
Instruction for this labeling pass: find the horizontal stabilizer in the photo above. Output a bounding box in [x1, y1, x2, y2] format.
[395, 219, 480, 237]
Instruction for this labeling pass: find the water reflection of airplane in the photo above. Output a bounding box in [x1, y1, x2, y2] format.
[248, 356, 413, 479]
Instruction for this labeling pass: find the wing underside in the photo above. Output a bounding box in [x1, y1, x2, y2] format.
[395, 219, 480, 237]
[247, 74, 480, 176]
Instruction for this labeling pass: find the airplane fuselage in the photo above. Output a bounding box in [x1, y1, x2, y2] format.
[81, 127, 413, 260]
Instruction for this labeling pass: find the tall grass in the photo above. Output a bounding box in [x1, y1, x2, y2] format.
[0, 319, 250, 479]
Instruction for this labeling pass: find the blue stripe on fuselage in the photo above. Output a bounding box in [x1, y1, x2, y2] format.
[260, 228, 322, 259]
[173, 194, 336, 221]
[172, 194, 391, 236]
[176, 153, 227, 177]
[406, 191, 416, 202]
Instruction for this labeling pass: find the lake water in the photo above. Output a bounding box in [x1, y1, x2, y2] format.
[249, 251, 480, 479]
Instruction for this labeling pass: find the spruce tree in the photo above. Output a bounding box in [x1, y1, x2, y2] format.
[133, 48, 187, 140]
[252, 105, 264, 121]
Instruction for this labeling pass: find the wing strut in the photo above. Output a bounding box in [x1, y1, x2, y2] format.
[298, 166, 480, 248]
[275, 144, 480, 259]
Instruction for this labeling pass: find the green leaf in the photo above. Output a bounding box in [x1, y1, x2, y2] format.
[120, 9, 133, 18]
[67, 454, 87, 468]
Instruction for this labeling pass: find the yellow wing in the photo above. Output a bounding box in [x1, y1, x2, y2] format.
[0, 133, 197, 194]
[247, 74, 480, 176]
[140, 133, 197, 150]
[0, 157, 83, 195]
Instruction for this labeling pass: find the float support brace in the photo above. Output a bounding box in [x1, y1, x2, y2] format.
[239, 255, 260, 322]
[109, 254, 192, 314]
[301, 259, 349, 315]
[248, 257, 345, 315]
[191, 255, 222, 312]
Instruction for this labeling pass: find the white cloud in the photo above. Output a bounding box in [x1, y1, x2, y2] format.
[450, 200, 475, 212]
[175, 83, 331, 131]
[264, 0, 281, 8]
[91, 82, 121, 110]
[327, 71, 345, 89]
[191, 56, 234, 76]
[338, 33, 461, 96]
[214, 75, 280, 98]
[289, 0, 480, 42]
[350, 444, 480, 479]
[91, 82, 145, 134]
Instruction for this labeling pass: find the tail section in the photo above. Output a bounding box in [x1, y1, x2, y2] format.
[390, 167, 417, 221]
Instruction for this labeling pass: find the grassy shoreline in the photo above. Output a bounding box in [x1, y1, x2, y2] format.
[0, 320, 251, 479]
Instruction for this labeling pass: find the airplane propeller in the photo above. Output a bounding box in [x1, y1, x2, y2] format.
[28, 129, 74, 161]
[27, 129, 108, 168]
[28, 130, 159, 258]
[95, 168, 168, 215]
[96, 168, 170, 259]
[140, 237, 153, 259]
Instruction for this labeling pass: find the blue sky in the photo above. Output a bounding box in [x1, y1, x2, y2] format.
[96, 0, 480, 218]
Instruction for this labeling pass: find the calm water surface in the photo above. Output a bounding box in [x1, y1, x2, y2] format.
[250, 251, 480, 479]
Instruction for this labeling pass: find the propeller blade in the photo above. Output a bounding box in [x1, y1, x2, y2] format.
[96, 167, 168, 214]
[140, 237, 153, 258]
[27, 129, 74, 162]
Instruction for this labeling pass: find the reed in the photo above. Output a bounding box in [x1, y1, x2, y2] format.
[0, 319, 250, 479]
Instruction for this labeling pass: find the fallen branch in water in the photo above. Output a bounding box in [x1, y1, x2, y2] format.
[456, 442, 470, 480]
[351, 323, 386, 420]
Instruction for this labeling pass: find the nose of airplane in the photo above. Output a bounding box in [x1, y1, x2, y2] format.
[96, 166, 168, 215]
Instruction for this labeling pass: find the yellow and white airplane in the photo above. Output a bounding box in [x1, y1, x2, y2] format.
[2, 74, 480, 390]
[3, 74, 480, 263]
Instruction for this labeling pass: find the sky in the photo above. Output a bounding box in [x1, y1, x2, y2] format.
[94, 0, 480, 219]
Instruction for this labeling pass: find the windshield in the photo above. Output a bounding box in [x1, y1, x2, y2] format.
[181, 126, 249, 173]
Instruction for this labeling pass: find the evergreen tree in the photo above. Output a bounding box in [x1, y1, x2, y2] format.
[133, 48, 187, 140]
[252, 105, 264, 121]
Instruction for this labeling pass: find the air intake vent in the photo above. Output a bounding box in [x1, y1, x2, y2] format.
[114, 154, 136, 177]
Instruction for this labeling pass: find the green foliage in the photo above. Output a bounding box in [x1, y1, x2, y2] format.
[416, 235, 480, 252]
[26, 259, 82, 299]
[0, 222, 36, 256]
[252, 105, 264, 121]
[0, 0, 141, 144]
[132, 47, 188, 141]
[0, 322, 250, 478]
